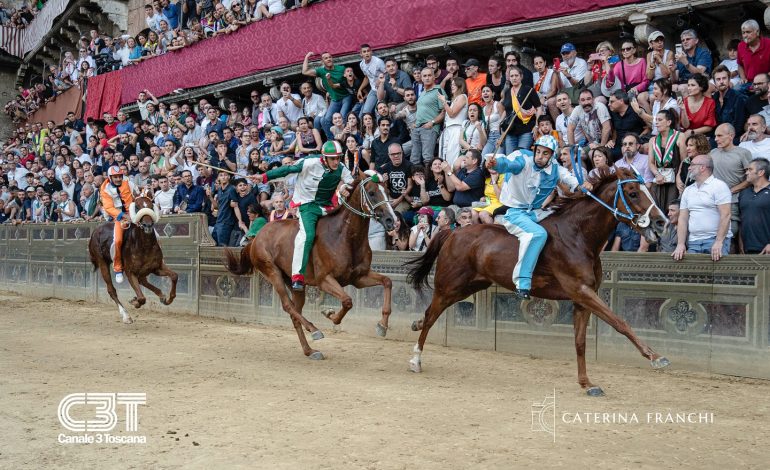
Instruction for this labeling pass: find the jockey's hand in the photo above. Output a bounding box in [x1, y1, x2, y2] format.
[120, 219, 130, 229]
[486, 155, 497, 169]
[247, 173, 262, 184]
[580, 182, 593, 192]
[339, 187, 350, 198]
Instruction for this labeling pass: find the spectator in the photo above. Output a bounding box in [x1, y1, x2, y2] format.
[486, 55, 505, 101]
[613, 133, 654, 185]
[275, 82, 303, 126]
[746, 73, 770, 118]
[370, 116, 396, 172]
[504, 51, 534, 89]
[657, 199, 680, 253]
[674, 29, 712, 96]
[472, 164, 503, 224]
[481, 85, 505, 157]
[719, 39, 742, 89]
[386, 211, 410, 250]
[608, 90, 646, 161]
[711, 123, 752, 250]
[212, 171, 240, 246]
[556, 42, 589, 105]
[56, 190, 77, 222]
[673, 154, 732, 261]
[409, 206, 435, 251]
[605, 40, 649, 95]
[381, 143, 413, 213]
[638, 31, 675, 112]
[678, 133, 711, 193]
[298, 81, 327, 134]
[462, 58, 486, 107]
[229, 177, 256, 245]
[435, 206, 455, 232]
[678, 73, 716, 137]
[443, 148, 484, 208]
[554, 91, 580, 146]
[292, 116, 323, 158]
[460, 103, 486, 153]
[145, 3, 169, 33]
[377, 57, 412, 105]
[268, 191, 292, 221]
[632, 77, 679, 138]
[79, 183, 99, 220]
[357, 44, 386, 117]
[737, 19, 770, 86]
[738, 158, 770, 254]
[501, 65, 540, 154]
[160, 0, 180, 29]
[412, 67, 446, 166]
[739, 114, 770, 160]
[153, 175, 175, 214]
[532, 54, 559, 116]
[437, 77, 467, 165]
[712, 65, 748, 145]
[303, 51, 351, 140]
[649, 108, 687, 210]
[241, 203, 267, 245]
[568, 89, 611, 150]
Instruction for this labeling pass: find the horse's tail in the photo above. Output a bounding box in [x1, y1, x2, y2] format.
[224, 245, 255, 276]
[406, 229, 452, 292]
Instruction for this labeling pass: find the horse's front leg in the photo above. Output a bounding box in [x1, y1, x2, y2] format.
[572, 303, 603, 396]
[317, 275, 353, 326]
[126, 272, 146, 309]
[154, 262, 178, 305]
[353, 270, 393, 337]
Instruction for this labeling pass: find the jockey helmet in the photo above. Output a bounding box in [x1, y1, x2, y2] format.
[533, 135, 559, 155]
[107, 166, 125, 177]
[321, 140, 344, 158]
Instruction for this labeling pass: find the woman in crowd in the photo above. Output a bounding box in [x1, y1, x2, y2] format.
[424, 157, 453, 210]
[360, 112, 376, 158]
[263, 127, 286, 163]
[679, 73, 716, 137]
[532, 54, 560, 114]
[678, 133, 711, 192]
[409, 206, 436, 251]
[605, 40, 648, 96]
[75, 61, 94, 88]
[145, 30, 161, 55]
[241, 203, 267, 246]
[637, 31, 675, 111]
[486, 55, 505, 100]
[501, 65, 540, 153]
[240, 106, 253, 127]
[630, 77, 678, 137]
[244, 0, 261, 21]
[472, 164, 503, 224]
[292, 116, 323, 158]
[328, 113, 345, 143]
[558, 145, 588, 196]
[587, 146, 613, 179]
[126, 37, 144, 64]
[226, 101, 241, 128]
[386, 211, 411, 251]
[584, 41, 616, 103]
[268, 192, 293, 221]
[342, 134, 368, 173]
[259, 0, 286, 19]
[481, 85, 505, 157]
[460, 103, 487, 152]
[649, 108, 687, 210]
[437, 77, 468, 166]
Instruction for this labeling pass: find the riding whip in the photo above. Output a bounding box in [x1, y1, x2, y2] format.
[194, 160, 240, 176]
[491, 86, 535, 157]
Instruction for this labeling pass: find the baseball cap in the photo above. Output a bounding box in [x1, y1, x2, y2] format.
[462, 58, 480, 68]
[560, 43, 576, 54]
[648, 31, 664, 43]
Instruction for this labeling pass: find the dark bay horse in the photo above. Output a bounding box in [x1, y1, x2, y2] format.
[88, 195, 178, 323]
[407, 167, 670, 396]
[225, 171, 396, 360]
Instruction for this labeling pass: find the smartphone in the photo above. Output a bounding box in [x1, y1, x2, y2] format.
[675, 43, 683, 56]
[553, 58, 561, 71]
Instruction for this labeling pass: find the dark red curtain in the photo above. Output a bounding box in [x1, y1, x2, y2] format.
[88, 0, 638, 116]
[85, 73, 123, 121]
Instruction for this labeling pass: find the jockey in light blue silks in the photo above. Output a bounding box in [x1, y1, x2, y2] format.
[486, 135, 593, 299]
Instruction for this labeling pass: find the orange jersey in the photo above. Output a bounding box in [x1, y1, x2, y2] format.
[100, 179, 134, 219]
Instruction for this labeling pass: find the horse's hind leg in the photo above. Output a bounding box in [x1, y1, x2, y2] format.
[97, 260, 132, 324]
[317, 275, 353, 328]
[353, 271, 393, 337]
[288, 290, 323, 360]
[573, 303, 603, 397]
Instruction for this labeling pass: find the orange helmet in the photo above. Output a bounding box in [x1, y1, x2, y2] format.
[107, 166, 124, 177]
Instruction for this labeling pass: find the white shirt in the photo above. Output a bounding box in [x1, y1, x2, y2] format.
[301, 93, 327, 119]
[275, 94, 303, 124]
[680, 175, 732, 242]
[739, 137, 770, 161]
[568, 102, 610, 144]
[260, 0, 285, 15]
[359, 55, 386, 87]
[154, 188, 175, 214]
[556, 109, 583, 145]
[559, 57, 588, 89]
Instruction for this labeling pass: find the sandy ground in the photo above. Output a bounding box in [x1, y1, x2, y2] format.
[1, 292, 769, 470]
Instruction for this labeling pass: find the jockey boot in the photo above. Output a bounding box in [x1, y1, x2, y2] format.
[291, 280, 305, 291]
[515, 288, 530, 300]
[115, 272, 124, 284]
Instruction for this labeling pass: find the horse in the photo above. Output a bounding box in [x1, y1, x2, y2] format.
[88, 195, 178, 324]
[224, 171, 397, 360]
[406, 167, 670, 396]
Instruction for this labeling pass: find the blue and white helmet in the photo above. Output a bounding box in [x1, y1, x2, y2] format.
[533, 135, 559, 154]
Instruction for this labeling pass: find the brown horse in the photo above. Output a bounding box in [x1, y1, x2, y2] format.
[88, 195, 178, 323]
[225, 171, 396, 360]
[406, 167, 670, 396]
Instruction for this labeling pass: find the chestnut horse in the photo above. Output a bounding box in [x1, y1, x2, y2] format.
[407, 167, 670, 396]
[88, 195, 178, 324]
[225, 171, 397, 360]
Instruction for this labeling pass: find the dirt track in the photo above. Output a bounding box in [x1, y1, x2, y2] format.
[1, 292, 768, 469]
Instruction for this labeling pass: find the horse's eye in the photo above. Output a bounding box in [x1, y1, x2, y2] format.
[368, 191, 375, 197]
[629, 191, 638, 199]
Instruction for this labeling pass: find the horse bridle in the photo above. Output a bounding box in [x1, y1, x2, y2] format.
[570, 146, 655, 229]
[338, 176, 391, 222]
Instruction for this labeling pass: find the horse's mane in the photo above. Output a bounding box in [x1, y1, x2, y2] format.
[548, 166, 620, 215]
[324, 175, 366, 217]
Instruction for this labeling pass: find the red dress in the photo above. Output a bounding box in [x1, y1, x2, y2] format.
[683, 96, 717, 131]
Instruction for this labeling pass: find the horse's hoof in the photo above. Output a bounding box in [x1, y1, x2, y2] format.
[409, 359, 422, 373]
[311, 330, 324, 341]
[586, 386, 605, 397]
[375, 322, 388, 337]
[411, 320, 421, 331]
[122, 316, 134, 324]
[308, 351, 325, 360]
[321, 308, 335, 320]
[159, 297, 168, 305]
[651, 356, 671, 369]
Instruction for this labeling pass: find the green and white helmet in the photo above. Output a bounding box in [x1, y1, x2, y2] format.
[322, 140, 344, 157]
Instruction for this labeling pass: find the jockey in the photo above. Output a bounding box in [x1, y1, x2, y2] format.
[486, 135, 593, 299]
[249, 141, 354, 291]
[99, 166, 134, 284]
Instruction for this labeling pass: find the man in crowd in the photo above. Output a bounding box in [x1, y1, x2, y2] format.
[657, 200, 680, 253]
[739, 158, 770, 254]
[463, 58, 487, 106]
[358, 44, 386, 117]
[79, 183, 99, 220]
[673, 154, 732, 261]
[377, 58, 412, 105]
[275, 82, 303, 126]
[153, 175, 175, 214]
[613, 133, 654, 184]
[299, 81, 327, 133]
[737, 19, 770, 85]
[412, 67, 446, 166]
[711, 123, 752, 251]
[380, 143, 413, 213]
[211, 171, 240, 247]
[173, 169, 205, 214]
[568, 89, 611, 150]
[739, 114, 770, 159]
[370, 117, 397, 172]
[674, 29, 712, 96]
[608, 90, 646, 161]
[303, 51, 350, 140]
[444, 149, 485, 208]
[712, 65, 747, 145]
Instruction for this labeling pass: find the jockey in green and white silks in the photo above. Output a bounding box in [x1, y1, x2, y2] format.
[488, 135, 592, 299]
[254, 141, 353, 290]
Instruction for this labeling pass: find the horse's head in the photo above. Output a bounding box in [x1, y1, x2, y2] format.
[611, 167, 668, 243]
[346, 170, 396, 231]
[129, 196, 159, 234]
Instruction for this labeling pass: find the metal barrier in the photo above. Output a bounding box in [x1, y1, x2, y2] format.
[1, 215, 768, 379]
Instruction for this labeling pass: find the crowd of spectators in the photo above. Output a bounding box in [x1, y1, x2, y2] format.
[3, 16, 770, 256]
[0, 0, 47, 29]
